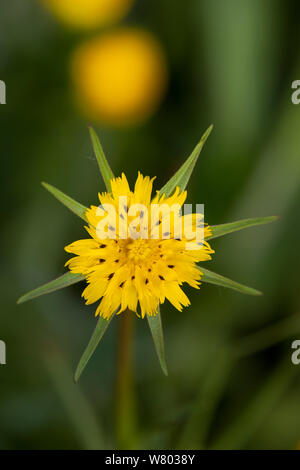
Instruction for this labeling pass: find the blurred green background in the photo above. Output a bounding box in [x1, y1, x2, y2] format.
[1, 0, 300, 450]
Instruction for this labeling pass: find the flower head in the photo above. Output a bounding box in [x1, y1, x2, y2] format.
[70, 29, 168, 126]
[42, 0, 135, 30]
[65, 173, 214, 319]
[17, 126, 276, 380]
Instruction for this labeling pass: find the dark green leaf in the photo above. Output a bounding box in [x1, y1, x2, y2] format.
[74, 315, 114, 382]
[89, 126, 115, 192]
[159, 125, 213, 197]
[146, 306, 168, 376]
[17, 272, 85, 304]
[207, 216, 279, 240]
[42, 182, 88, 221]
[200, 267, 262, 296]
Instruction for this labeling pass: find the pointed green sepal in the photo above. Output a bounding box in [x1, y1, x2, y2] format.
[89, 126, 115, 192]
[207, 216, 279, 240]
[74, 315, 114, 382]
[199, 267, 262, 296]
[159, 125, 213, 197]
[146, 306, 168, 376]
[17, 272, 85, 304]
[42, 182, 88, 221]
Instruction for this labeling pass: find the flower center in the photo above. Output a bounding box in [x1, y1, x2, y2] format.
[127, 239, 152, 262]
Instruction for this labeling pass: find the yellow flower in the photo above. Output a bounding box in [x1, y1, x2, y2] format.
[41, 0, 134, 30]
[65, 173, 214, 319]
[70, 29, 168, 126]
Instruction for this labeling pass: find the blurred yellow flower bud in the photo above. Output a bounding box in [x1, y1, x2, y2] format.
[70, 28, 168, 126]
[42, 0, 134, 30]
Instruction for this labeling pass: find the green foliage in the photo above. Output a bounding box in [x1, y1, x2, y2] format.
[159, 125, 213, 196]
[208, 216, 278, 240]
[74, 315, 114, 383]
[42, 183, 88, 221]
[88, 126, 114, 192]
[146, 306, 168, 376]
[200, 267, 262, 296]
[17, 273, 85, 304]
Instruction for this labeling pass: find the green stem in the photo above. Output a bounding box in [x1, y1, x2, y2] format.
[115, 311, 137, 449]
